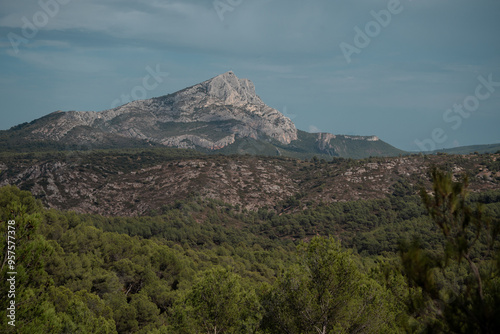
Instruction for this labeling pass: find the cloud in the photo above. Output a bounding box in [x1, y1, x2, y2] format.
[0, 0, 361, 57]
[6, 47, 112, 73]
[308, 125, 322, 133]
[0, 0, 499, 151]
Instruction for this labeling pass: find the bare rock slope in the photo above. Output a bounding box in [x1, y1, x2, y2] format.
[27, 72, 298, 150]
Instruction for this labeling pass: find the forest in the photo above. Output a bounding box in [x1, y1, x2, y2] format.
[1, 168, 500, 333]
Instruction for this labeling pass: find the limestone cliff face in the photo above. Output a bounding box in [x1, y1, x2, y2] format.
[27, 72, 298, 149]
[316, 133, 380, 150]
[206, 71, 263, 106]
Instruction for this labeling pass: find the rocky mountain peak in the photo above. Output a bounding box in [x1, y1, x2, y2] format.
[204, 71, 263, 106]
[141, 71, 298, 145]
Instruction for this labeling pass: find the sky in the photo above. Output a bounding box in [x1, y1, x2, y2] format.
[0, 0, 499, 152]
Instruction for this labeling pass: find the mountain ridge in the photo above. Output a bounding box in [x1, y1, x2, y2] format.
[1, 71, 404, 159]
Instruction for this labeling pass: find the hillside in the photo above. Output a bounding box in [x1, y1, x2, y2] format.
[432, 143, 500, 155]
[1, 149, 498, 216]
[1, 161, 500, 333]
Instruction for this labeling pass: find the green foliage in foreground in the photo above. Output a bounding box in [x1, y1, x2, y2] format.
[0, 180, 499, 333]
[0, 186, 116, 333]
[400, 169, 500, 333]
[261, 237, 400, 333]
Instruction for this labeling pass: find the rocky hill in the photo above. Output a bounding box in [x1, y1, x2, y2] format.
[0, 72, 404, 159]
[1, 149, 498, 216]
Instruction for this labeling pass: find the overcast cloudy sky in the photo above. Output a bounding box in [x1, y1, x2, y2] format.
[1, 0, 499, 151]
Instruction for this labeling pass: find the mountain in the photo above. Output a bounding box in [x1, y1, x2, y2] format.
[430, 143, 500, 155]
[0, 71, 404, 159]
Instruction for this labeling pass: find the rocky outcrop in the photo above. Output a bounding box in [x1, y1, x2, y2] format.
[316, 133, 337, 151]
[160, 134, 236, 150]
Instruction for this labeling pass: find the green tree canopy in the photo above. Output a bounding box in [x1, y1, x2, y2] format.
[261, 236, 400, 333]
